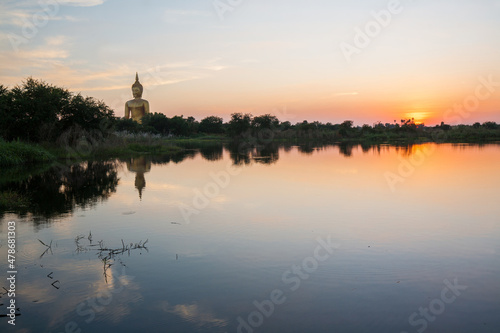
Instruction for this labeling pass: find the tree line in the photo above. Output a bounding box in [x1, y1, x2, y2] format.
[1, 78, 499, 144]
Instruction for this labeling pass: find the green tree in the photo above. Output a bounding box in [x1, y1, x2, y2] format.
[4, 78, 71, 141]
[280, 121, 292, 130]
[227, 113, 252, 137]
[114, 118, 143, 133]
[296, 120, 315, 132]
[57, 93, 114, 145]
[0, 78, 114, 143]
[439, 122, 451, 131]
[199, 116, 224, 134]
[251, 114, 279, 130]
[141, 112, 170, 134]
[186, 116, 199, 134]
[338, 120, 354, 136]
[0, 85, 12, 139]
[361, 124, 373, 134]
[482, 121, 498, 130]
[168, 115, 191, 136]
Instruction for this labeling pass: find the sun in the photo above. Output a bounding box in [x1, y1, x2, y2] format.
[403, 112, 431, 125]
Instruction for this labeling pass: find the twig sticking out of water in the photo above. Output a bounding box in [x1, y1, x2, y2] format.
[38, 239, 52, 248]
[38, 239, 53, 257]
[51, 280, 60, 289]
[74, 235, 87, 254]
[72, 234, 149, 283]
[37, 232, 150, 284]
[96, 239, 148, 282]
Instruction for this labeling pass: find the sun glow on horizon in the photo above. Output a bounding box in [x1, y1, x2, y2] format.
[403, 112, 433, 125]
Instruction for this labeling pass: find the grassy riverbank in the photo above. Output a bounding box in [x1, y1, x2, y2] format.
[0, 134, 229, 167]
[0, 140, 55, 166]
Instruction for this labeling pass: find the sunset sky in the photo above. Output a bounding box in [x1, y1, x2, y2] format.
[1, 0, 499, 125]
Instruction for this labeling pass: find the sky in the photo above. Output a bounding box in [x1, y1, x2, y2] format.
[1, 0, 500, 126]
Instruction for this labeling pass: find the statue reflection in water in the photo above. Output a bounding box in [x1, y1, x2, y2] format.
[126, 156, 151, 199]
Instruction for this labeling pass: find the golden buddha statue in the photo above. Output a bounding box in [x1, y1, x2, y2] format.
[125, 73, 150, 123]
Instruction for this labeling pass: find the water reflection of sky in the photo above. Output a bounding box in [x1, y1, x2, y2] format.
[1, 143, 499, 332]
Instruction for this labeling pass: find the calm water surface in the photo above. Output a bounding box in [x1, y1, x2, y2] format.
[1, 143, 499, 333]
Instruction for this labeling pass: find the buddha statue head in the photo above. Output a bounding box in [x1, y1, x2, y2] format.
[131, 72, 143, 98]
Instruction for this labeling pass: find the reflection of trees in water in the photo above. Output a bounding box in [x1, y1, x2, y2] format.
[224, 141, 495, 161]
[0, 161, 119, 220]
[295, 142, 357, 157]
[116, 147, 225, 200]
[359, 144, 391, 155]
[361, 143, 372, 154]
[394, 144, 414, 157]
[174, 141, 224, 163]
[148, 150, 197, 165]
[293, 142, 389, 158]
[282, 142, 294, 153]
[338, 143, 354, 157]
[199, 144, 223, 161]
[253, 143, 279, 164]
[393, 144, 436, 157]
[451, 143, 488, 151]
[226, 141, 251, 166]
[297, 143, 315, 155]
[294, 142, 357, 157]
[225, 142, 279, 165]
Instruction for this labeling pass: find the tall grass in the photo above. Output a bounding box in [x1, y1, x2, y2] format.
[0, 141, 54, 166]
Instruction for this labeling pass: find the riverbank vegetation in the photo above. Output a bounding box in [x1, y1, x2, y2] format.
[1, 78, 500, 166]
[0, 140, 54, 166]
